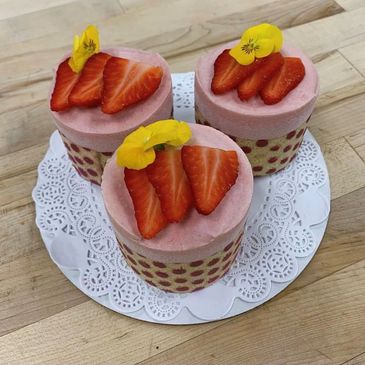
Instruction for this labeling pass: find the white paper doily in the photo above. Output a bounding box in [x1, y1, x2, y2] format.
[32, 73, 330, 324]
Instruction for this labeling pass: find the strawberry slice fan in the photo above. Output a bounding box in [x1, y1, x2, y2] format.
[51, 54, 163, 114]
[211, 50, 305, 105]
[125, 146, 239, 239]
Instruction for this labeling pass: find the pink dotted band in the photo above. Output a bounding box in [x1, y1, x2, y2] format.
[117, 230, 243, 293]
[60, 133, 113, 185]
[195, 106, 310, 176]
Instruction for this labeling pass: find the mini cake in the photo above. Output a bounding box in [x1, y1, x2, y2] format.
[101, 120, 253, 293]
[49, 26, 172, 184]
[195, 23, 319, 176]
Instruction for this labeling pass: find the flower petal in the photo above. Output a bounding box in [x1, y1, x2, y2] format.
[69, 25, 100, 73]
[255, 38, 275, 58]
[251, 23, 283, 52]
[116, 120, 192, 170]
[144, 120, 191, 150]
[270, 25, 283, 52]
[241, 28, 259, 43]
[116, 144, 155, 170]
[229, 44, 255, 65]
[167, 121, 192, 146]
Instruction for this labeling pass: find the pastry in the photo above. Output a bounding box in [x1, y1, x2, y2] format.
[49, 25, 172, 184]
[195, 23, 319, 175]
[101, 120, 253, 292]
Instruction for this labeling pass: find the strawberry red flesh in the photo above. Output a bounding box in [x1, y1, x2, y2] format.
[181, 146, 239, 215]
[69, 52, 111, 107]
[50, 58, 80, 111]
[102, 57, 163, 114]
[260, 57, 305, 105]
[124, 168, 168, 239]
[146, 149, 193, 223]
[211, 49, 261, 94]
[237, 52, 284, 101]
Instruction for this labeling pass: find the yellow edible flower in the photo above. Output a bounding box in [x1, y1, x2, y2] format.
[229, 23, 283, 65]
[68, 25, 100, 73]
[116, 120, 192, 170]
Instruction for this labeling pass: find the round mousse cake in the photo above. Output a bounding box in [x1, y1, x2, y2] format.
[50, 48, 172, 184]
[195, 40, 319, 176]
[101, 123, 253, 293]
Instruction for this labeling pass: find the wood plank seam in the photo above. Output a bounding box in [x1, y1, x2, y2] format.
[340, 350, 365, 365]
[115, 0, 127, 13]
[338, 49, 365, 78]
[345, 136, 365, 164]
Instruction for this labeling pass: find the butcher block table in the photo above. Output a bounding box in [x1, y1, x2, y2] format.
[1, 0, 365, 364]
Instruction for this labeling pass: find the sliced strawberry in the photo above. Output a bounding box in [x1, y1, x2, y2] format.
[102, 57, 163, 114]
[50, 58, 80, 111]
[260, 57, 305, 105]
[181, 146, 239, 215]
[146, 149, 193, 223]
[124, 168, 168, 239]
[211, 49, 261, 94]
[237, 52, 284, 101]
[69, 52, 111, 107]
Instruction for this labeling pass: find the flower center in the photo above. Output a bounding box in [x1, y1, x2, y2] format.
[241, 38, 259, 54]
[83, 39, 96, 53]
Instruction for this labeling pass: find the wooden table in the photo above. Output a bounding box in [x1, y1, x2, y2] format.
[1, 0, 365, 364]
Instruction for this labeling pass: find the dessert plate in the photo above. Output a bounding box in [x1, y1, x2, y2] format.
[32, 73, 330, 324]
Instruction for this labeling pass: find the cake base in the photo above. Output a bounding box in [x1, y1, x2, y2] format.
[60, 133, 111, 185]
[117, 230, 243, 293]
[195, 106, 310, 176]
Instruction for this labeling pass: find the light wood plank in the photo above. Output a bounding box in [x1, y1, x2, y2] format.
[0, 143, 48, 181]
[346, 128, 365, 162]
[0, 248, 87, 337]
[122, 0, 342, 58]
[0, 0, 341, 89]
[322, 137, 365, 199]
[0, 170, 36, 208]
[315, 50, 365, 108]
[0, 103, 55, 157]
[283, 7, 365, 57]
[0, 0, 123, 46]
[0, 203, 41, 265]
[276, 186, 365, 298]
[309, 93, 365, 144]
[0, 0, 74, 20]
[0, 300, 224, 365]
[140, 260, 365, 365]
[335, 0, 365, 11]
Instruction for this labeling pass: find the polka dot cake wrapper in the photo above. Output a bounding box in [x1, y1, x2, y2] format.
[116, 230, 243, 293]
[33, 73, 330, 324]
[60, 132, 112, 185]
[195, 106, 309, 176]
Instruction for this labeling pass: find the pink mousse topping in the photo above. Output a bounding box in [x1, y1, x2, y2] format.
[101, 123, 253, 263]
[50, 48, 172, 152]
[195, 40, 319, 140]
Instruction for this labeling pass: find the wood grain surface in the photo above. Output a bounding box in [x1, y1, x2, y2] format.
[0, 1, 364, 364]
